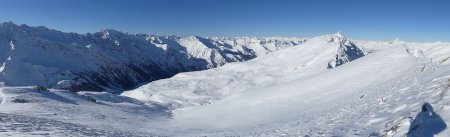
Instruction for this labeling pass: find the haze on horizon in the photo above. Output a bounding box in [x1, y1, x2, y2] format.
[1, 0, 449, 42]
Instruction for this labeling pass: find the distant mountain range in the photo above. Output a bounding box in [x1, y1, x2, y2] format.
[0, 22, 319, 93]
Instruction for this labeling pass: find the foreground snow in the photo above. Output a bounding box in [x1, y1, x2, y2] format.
[1, 35, 450, 136]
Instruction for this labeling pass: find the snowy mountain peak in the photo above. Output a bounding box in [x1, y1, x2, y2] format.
[331, 32, 348, 44]
[306, 32, 349, 45]
[0, 22, 21, 34]
[98, 29, 125, 39]
[334, 31, 344, 38]
[323, 32, 367, 68]
[0, 21, 18, 28]
[392, 37, 405, 44]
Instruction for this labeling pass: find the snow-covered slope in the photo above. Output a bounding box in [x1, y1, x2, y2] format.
[123, 32, 366, 108]
[0, 22, 304, 93]
[172, 46, 421, 127]
[0, 86, 169, 136]
[122, 39, 450, 136]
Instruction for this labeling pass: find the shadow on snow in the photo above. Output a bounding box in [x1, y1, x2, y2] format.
[408, 103, 447, 137]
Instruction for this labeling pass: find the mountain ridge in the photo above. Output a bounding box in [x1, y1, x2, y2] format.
[1, 22, 331, 93]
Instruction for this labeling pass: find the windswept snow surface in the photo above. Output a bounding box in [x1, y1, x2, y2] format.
[123, 41, 450, 136]
[173, 46, 422, 126]
[0, 86, 168, 136]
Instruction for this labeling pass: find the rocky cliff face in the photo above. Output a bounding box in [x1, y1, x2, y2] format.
[327, 32, 366, 68]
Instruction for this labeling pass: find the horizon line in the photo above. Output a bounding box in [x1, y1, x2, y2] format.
[1, 21, 447, 43]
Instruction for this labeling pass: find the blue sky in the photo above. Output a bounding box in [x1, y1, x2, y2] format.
[0, 0, 449, 42]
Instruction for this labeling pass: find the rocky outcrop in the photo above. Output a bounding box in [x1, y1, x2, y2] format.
[327, 32, 366, 69]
